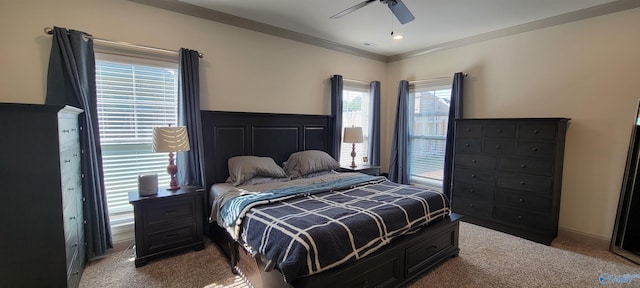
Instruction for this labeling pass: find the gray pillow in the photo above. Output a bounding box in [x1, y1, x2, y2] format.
[228, 156, 287, 186]
[284, 150, 340, 179]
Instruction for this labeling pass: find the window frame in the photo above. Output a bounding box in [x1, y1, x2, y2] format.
[408, 79, 453, 190]
[94, 50, 179, 243]
[340, 80, 372, 167]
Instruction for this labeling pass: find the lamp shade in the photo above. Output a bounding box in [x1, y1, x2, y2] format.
[152, 126, 191, 153]
[343, 126, 364, 143]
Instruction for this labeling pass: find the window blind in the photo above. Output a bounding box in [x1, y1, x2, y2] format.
[95, 54, 178, 240]
[408, 80, 452, 187]
[341, 82, 371, 167]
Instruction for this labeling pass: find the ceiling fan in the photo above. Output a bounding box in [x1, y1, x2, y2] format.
[330, 0, 415, 24]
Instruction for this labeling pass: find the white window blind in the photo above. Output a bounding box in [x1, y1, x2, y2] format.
[340, 81, 371, 167]
[95, 53, 178, 241]
[408, 79, 452, 188]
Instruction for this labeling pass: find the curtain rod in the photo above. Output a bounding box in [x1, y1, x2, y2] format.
[343, 78, 371, 85]
[44, 27, 203, 58]
[410, 73, 468, 84]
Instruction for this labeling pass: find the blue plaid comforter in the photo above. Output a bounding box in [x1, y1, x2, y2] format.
[216, 174, 450, 282]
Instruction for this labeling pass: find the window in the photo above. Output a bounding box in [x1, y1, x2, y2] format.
[408, 79, 452, 189]
[340, 81, 371, 167]
[95, 52, 178, 242]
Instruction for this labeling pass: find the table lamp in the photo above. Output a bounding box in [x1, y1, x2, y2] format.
[152, 126, 190, 190]
[343, 126, 364, 168]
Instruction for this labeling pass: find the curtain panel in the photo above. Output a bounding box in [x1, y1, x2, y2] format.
[330, 75, 344, 160]
[388, 80, 410, 184]
[177, 48, 205, 188]
[45, 26, 112, 258]
[442, 72, 465, 199]
[368, 81, 381, 166]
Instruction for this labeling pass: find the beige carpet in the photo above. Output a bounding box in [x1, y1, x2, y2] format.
[80, 222, 639, 288]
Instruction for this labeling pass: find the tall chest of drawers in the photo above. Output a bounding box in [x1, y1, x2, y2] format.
[452, 118, 569, 245]
[0, 103, 85, 287]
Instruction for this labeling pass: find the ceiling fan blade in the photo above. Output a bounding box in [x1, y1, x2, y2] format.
[330, 0, 377, 19]
[387, 0, 415, 24]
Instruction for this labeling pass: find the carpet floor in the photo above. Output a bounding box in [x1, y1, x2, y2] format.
[79, 222, 639, 287]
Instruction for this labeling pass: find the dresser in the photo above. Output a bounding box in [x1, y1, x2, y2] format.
[0, 103, 85, 287]
[129, 187, 205, 267]
[452, 118, 569, 245]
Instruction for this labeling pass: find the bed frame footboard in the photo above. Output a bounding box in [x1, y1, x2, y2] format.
[211, 213, 462, 288]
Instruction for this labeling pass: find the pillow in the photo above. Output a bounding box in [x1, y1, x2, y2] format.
[225, 175, 290, 187]
[284, 150, 340, 179]
[227, 156, 287, 186]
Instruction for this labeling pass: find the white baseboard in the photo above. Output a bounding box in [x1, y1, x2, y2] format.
[557, 227, 611, 249]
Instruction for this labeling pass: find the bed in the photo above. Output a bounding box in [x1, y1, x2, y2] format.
[201, 110, 462, 288]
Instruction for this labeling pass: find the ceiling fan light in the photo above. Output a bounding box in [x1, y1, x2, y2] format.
[393, 34, 404, 40]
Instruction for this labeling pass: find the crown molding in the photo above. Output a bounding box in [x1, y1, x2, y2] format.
[389, 0, 640, 62]
[128, 0, 389, 62]
[130, 0, 640, 63]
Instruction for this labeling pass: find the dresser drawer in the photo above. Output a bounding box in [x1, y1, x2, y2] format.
[483, 139, 515, 155]
[405, 230, 454, 275]
[453, 167, 495, 185]
[454, 153, 496, 169]
[145, 198, 197, 229]
[456, 122, 483, 138]
[484, 123, 516, 138]
[455, 139, 482, 153]
[494, 207, 551, 232]
[58, 118, 79, 146]
[498, 157, 553, 176]
[516, 141, 555, 158]
[518, 123, 557, 140]
[146, 225, 198, 253]
[498, 174, 552, 194]
[495, 189, 551, 214]
[452, 182, 494, 200]
[452, 197, 492, 218]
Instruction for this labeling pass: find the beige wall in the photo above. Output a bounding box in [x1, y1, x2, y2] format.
[1, 0, 638, 241]
[387, 7, 640, 240]
[0, 0, 386, 114]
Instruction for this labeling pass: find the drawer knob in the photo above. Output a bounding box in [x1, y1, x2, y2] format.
[164, 233, 179, 239]
[519, 198, 525, 203]
[68, 187, 74, 191]
[533, 130, 539, 134]
[62, 129, 70, 133]
[465, 143, 470, 147]
[518, 215, 523, 220]
[466, 128, 471, 132]
[425, 245, 438, 253]
[469, 204, 474, 208]
[64, 160, 71, 163]
[520, 164, 527, 168]
[472, 160, 477, 163]
[69, 216, 76, 220]
[355, 280, 370, 288]
[520, 181, 526, 185]
[72, 242, 78, 248]
[469, 189, 475, 194]
[163, 210, 177, 216]
[531, 147, 538, 152]
[495, 145, 501, 149]
[497, 129, 502, 133]
[471, 174, 476, 178]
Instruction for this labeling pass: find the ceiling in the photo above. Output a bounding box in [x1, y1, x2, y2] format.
[146, 0, 637, 60]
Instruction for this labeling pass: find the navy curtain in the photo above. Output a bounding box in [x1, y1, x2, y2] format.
[368, 81, 381, 166]
[388, 80, 410, 184]
[330, 75, 343, 160]
[177, 48, 205, 188]
[442, 72, 465, 199]
[45, 26, 112, 258]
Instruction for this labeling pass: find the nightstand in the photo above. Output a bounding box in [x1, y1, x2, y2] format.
[128, 186, 205, 267]
[337, 165, 381, 176]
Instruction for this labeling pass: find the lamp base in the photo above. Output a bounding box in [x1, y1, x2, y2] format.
[350, 143, 357, 168]
[166, 152, 179, 191]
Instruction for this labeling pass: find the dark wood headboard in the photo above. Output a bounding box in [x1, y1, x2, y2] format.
[200, 110, 335, 195]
